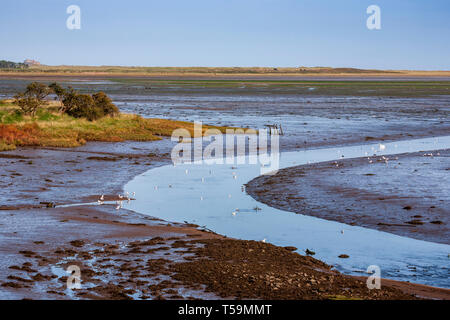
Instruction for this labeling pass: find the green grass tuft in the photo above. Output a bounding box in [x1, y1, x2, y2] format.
[0, 110, 23, 124]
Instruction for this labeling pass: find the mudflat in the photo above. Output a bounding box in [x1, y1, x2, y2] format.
[1, 76, 449, 300]
[1, 140, 449, 300]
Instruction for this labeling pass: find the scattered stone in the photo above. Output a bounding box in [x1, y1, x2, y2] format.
[40, 202, 55, 208]
[86, 156, 118, 161]
[70, 240, 86, 248]
[7, 275, 33, 283]
[32, 273, 53, 281]
[406, 220, 424, 225]
[1, 282, 22, 288]
[18, 250, 36, 256]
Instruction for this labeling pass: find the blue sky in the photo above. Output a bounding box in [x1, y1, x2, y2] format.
[1, 0, 449, 69]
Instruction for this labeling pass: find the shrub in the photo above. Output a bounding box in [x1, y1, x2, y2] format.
[14, 96, 41, 116]
[62, 89, 119, 121]
[92, 92, 119, 117]
[48, 82, 67, 112]
[14, 82, 51, 116]
[61, 87, 78, 111]
[24, 82, 52, 101]
[65, 94, 103, 121]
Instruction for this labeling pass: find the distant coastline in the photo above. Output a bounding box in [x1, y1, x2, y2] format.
[1, 65, 449, 78]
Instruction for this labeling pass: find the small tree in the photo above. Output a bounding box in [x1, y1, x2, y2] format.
[49, 82, 67, 113]
[14, 96, 41, 117]
[61, 86, 78, 111]
[24, 82, 52, 101]
[14, 82, 51, 116]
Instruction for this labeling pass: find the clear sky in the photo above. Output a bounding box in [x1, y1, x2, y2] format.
[1, 0, 449, 70]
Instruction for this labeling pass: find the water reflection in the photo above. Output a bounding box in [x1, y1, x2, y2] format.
[126, 136, 450, 288]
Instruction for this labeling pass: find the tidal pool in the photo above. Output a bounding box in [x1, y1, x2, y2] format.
[125, 136, 450, 288]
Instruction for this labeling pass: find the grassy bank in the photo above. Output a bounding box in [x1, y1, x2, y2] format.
[0, 100, 236, 151]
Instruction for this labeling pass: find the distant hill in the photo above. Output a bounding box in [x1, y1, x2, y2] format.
[0, 60, 29, 69]
[0, 65, 403, 75]
[0, 64, 449, 78]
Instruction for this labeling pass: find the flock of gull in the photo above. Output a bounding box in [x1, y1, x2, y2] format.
[99, 142, 437, 244]
[96, 191, 136, 210]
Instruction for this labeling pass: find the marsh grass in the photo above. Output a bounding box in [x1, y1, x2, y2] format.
[1, 65, 401, 75]
[111, 79, 450, 97]
[0, 102, 237, 151]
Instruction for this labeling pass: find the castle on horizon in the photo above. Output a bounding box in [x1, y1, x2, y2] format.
[23, 59, 41, 66]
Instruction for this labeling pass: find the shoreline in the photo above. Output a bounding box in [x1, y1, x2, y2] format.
[1, 139, 449, 299]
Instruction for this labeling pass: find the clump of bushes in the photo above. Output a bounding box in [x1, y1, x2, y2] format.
[92, 92, 118, 117]
[65, 93, 103, 121]
[14, 82, 119, 121]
